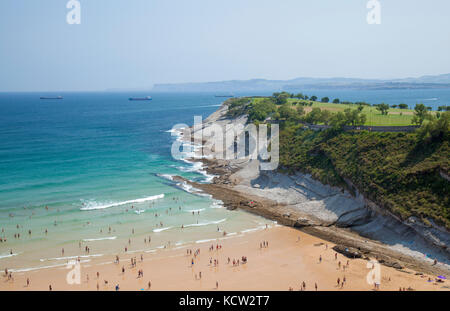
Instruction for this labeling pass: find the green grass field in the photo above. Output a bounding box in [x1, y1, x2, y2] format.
[251, 97, 426, 126]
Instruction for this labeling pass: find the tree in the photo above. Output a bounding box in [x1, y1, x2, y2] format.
[417, 111, 450, 142]
[295, 93, 305, 99]
[321, 97, 330, 103]
[344, 108, 367, 126]
[296, 106, 305, 117]
[310, 96, 317, 101]
[398, 103, 408, 109]
[329, 112, 347, 128]
[376, 103, 390, 115]
[273, 92, 290, 105]
[412, 103, 430, 125]
[333, 98, 340, 104]
[320, 110, 332, 125]
[391, 104, 398, 108]
[248, 99, 277, 121]
[305, 108, 323, 124]
[278, 103, 298, 121]
[438, 105, 450, 112]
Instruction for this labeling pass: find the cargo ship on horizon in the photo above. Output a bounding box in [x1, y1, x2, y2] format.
[40, 96, 63, 100]
[128, 96, 152, 101]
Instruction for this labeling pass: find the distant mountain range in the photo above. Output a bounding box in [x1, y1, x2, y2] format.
[151, 73, 450, 92]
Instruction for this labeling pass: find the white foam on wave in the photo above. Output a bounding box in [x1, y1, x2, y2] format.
[240, 225, 268, 234]
[210, 200, 224, 208]
[175, 180, 213, 198]
[195, 192, 213, 198]
[176, 161, 216, 183]
[40, 254, 103, 262]
[176, 181, 202, 195]
[11, 260, 91, 273]
[0, 253, 18, 259]
[80, 194, 164, 211]
[156, 174, 175, 181]
[153, 227, 172, 233]
[83, 237, 117, 242]
[195, 238, 217, 244]
[184, 218, 226, 228]
[135, 209, 145, 215]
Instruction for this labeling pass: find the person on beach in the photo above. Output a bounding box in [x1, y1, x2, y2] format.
[26, 278, 30, 287]
[319, 255, 322, 263]
[148, 281, 151, 289]
[315, 283, 318, 291]
[49, 285, 52, 291]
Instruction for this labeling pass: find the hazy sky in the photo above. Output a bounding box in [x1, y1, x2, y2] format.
[1, 0, 449, 91]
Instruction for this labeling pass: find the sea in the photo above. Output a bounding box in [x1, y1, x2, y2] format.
[0, 89, 449, 271]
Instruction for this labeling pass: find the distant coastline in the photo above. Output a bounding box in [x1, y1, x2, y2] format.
[152, 73, 450, 93]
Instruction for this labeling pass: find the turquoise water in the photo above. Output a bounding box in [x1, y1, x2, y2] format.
[0, 92, 274, 270]
[0, 89, 449, 271]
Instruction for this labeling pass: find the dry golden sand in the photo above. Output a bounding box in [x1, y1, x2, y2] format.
[0, 226, 447, 291]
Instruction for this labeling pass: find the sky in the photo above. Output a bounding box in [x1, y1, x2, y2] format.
[0, 0, 449, 91]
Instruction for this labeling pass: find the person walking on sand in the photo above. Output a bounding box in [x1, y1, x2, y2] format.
[148, 281, 151, 289]
[315, 283, 318, 291]
[26, 278, 30, 287]
[216, 281, 219, 289]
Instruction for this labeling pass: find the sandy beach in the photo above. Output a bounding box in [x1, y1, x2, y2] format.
[1, 225, 447, 291]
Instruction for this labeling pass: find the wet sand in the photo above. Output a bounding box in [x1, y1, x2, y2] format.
[1, 226, 447, 291]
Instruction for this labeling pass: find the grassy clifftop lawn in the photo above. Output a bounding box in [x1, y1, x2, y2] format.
[225, 94, 450, 229]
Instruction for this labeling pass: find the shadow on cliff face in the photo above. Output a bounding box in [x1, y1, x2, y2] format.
[248, 169, 450, 267]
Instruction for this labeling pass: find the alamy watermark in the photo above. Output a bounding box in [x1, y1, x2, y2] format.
[366, 259, 381, 289]
[67, 0, 81, 25]
[66, 260, 81, 285]
[170, 116, 279, 171]
[367, 0, 381, 24]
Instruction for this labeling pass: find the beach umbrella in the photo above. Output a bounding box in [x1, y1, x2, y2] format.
[437, 276, 446, 280]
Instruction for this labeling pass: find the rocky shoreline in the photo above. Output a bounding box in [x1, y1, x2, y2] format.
[174, 101, 450, 278]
